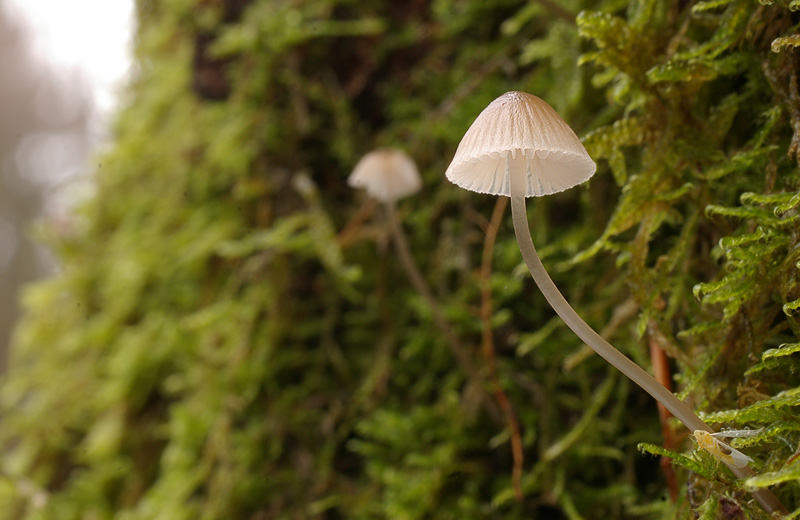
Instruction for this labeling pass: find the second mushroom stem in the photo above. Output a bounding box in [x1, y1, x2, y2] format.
[506, 154, 787, 514]
[384, 201, 488, 404]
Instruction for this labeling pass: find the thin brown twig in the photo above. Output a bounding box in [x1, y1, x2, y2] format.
[337, 198, 378, 247]
[479, 197, 524, 501]
[648, 325, 678, 503]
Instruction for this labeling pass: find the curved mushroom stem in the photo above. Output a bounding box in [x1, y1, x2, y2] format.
[506, 153, 787, 515]
[385, 201, 490, 410]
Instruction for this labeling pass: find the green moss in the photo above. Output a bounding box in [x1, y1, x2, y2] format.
[2, 0, 800, 518]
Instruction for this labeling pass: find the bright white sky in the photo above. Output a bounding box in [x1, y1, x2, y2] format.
[6, 0, 135, 115]
[3, 0, 136, 218]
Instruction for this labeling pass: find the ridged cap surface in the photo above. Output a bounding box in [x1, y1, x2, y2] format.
[446, 91, 596, 197]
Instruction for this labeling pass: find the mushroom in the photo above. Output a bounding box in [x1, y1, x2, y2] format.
[445, 92, 786, 514]
[349, 148, 423, 204]
[349, 148, 486, 401]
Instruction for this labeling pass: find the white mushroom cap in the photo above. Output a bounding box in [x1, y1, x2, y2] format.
[446, 91, 596, 197]
[348, 148, 422, 203]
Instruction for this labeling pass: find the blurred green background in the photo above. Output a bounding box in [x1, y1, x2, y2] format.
[2, 0, 800, 518]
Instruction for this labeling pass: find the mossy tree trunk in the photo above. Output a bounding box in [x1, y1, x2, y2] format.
[2, 1, 800, 519]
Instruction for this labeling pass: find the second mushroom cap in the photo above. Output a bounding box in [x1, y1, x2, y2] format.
[348, 148, 422, 203]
